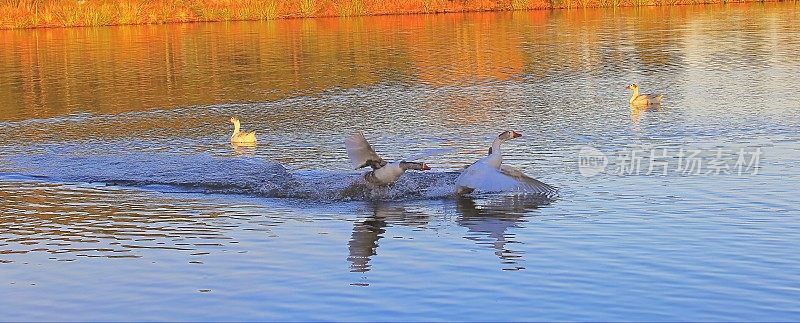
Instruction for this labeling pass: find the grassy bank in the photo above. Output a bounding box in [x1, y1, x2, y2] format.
[0, 0, 786, 29]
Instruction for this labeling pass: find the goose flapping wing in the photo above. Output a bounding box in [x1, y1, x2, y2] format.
[345, 133, 387, 170]
[498, 165, 559, 196]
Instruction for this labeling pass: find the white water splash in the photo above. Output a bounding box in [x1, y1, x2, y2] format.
[5, 151, 557, 201]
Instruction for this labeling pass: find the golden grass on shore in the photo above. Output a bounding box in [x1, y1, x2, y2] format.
[0, 0, 785, 29]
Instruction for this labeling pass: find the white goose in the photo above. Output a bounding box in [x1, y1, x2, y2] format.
[345, 133, 432, 186]
[229, 116, 257, 144]
[456, 131, 557, 196]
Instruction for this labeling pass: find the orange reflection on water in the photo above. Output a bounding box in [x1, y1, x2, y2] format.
[0, 3, 795, 122]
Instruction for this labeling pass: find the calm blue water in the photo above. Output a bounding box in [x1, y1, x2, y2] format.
[1, 3, 799, 321]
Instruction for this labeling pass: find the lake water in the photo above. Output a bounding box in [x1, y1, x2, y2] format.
[2, 3, 800, 321]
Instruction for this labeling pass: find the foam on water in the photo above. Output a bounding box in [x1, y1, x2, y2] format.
[5, 151, 556, 201]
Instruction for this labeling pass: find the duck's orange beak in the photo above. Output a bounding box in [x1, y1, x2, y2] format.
[421, 163, 431, 170]
[512, 131, 522, 138]
[625, 85, 631, 90]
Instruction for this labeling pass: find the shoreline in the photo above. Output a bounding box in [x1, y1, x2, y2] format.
[0, 0, 787, 30]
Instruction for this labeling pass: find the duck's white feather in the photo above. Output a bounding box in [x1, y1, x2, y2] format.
[345, 133, 385, 169]
[457, 163, 555, 194]
[370, 162, 405, 184]
[231, 130, 256, 143]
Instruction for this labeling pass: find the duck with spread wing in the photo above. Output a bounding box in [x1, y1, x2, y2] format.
[345, 133, 434, 186]
[456, 130, 557, 196]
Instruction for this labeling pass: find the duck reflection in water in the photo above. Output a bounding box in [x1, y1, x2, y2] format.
[630, 104, 664, 133]
[347, 194, 551, 273]
[347, 203, 429, 273]
[455, 195, 550, 270]
[230, 142, 257, 156]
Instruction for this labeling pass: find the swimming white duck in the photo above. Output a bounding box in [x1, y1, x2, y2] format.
[229, 116, 256, 144]
[626, 83, 663, 106]
[456, 131, 557, 196]
[345, 133, 432, 186]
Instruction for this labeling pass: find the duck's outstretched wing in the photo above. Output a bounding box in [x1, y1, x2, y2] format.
[345, 133, 387, 170]
[499, 165, 559, 196]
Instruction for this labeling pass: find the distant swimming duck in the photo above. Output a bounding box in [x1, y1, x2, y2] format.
[626, 83, 663, 106]
[345, 133, 431, 186]
[456, 131, 557, 196]
[229, 116, 256, 144]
